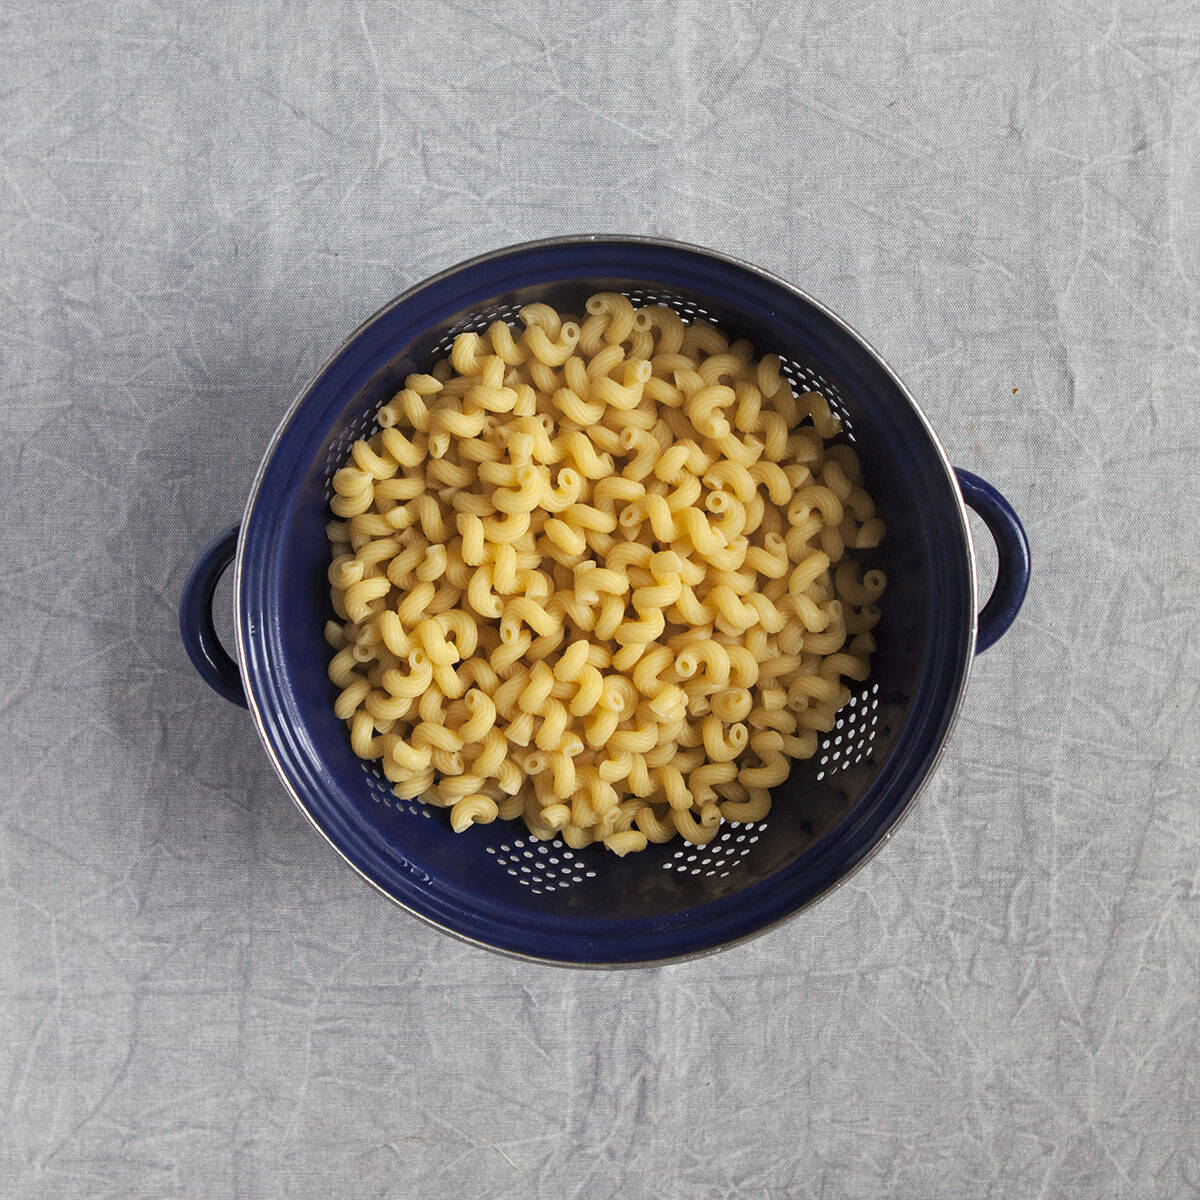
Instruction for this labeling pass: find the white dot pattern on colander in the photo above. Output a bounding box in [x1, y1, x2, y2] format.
[662, 821, 767, 878]
[361, 761, 433, 820]
[429, 301, 526, 358]
[815, 682, 881, 781]
[484, 839, 597, 894]
[621, 287, 713, 322]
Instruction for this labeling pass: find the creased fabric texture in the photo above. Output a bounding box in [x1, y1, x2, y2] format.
[1, 2, 1197, 1198]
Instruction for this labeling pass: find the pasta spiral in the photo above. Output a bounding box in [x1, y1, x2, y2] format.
[325, 296, 886, 855]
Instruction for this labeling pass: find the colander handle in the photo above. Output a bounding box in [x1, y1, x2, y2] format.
[955, 470, 1031, 653]
[179, 526, 248, 707]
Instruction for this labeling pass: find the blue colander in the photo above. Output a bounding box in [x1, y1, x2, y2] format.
[180, 236, 1030, 966]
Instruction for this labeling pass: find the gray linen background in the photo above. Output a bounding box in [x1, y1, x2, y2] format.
[2, 2, 1197, 1197]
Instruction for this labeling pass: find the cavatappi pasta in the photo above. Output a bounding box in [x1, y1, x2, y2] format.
[324, 293, 885, 855]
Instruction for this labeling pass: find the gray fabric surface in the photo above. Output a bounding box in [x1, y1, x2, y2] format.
[2, 2, 1198, 1197]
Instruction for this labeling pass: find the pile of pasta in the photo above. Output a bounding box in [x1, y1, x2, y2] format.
[324, 293, 886, 855]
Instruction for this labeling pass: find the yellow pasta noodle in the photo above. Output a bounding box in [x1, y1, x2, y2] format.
[324, 293, 886, 855]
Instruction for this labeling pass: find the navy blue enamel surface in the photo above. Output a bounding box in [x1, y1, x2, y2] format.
[180, 526, 247, 707]
[955, 470, 1032, 654]
[226, 238, 1020, 964]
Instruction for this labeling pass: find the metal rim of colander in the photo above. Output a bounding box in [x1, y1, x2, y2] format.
[232, 234, 978, 968]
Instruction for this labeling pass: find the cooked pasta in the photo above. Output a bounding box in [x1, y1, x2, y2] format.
[324, 295, 886, 855]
